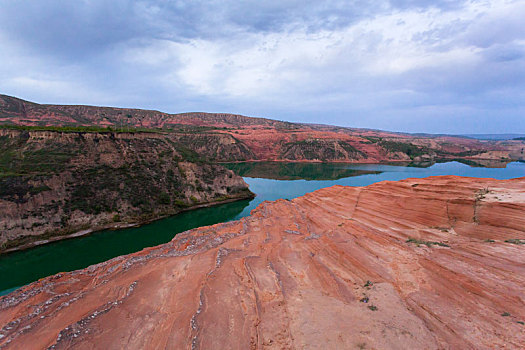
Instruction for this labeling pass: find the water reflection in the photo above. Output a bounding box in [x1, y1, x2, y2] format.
[1, 161, 523, 295]
[223, 162, 381, 180]
[224, 159, 515, 181]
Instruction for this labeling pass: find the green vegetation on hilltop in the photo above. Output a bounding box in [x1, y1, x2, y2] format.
[0, 123, 164, 134]
[0, 123, 228, 135]
[0, 134, 82, 176]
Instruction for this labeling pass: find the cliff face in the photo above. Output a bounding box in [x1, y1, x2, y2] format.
[2, 94, 524, 163]
[1, 176, 524, 349]
[169, 133, 255, 161]
[0, 129, 253, 252]
[279, 139, 368, 161]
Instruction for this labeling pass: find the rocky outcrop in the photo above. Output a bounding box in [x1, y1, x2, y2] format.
[170, 133, 255, 161]
[0, 129, 253, 252]
[1, 176, 524, 349]
[279, 139, 367, 161]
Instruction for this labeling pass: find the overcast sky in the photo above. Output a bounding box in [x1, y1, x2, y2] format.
[1, 0, 524, 133]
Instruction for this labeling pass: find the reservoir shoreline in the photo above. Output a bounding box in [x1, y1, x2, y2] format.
[1, 161, 523, 297]
[1, 193, 254, 255]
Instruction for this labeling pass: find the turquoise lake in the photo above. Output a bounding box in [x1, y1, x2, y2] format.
[1, 161, 524, 296]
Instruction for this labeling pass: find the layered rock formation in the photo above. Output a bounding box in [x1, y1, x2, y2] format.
[1, 176, 524, 349]
[0, 128, 253, 252]
[2, 94, 524, 163]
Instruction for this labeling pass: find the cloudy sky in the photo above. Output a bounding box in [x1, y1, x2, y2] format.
[0, 0, 524, 133]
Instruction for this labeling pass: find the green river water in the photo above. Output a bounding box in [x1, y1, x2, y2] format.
[1, 161, 524, 296]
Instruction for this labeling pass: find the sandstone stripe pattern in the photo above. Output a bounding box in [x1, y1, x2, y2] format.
[1, 176, 524, 349]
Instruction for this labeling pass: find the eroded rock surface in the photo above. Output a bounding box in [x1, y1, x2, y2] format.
[1, 176, 525, 349]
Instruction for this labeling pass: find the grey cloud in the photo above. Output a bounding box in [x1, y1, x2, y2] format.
[0, 0, 472, 58]
[0, 1, 150, 59]
[389, 0, 461, 10]
[483, 44, 525, 63]
[0, 0, 523, 133]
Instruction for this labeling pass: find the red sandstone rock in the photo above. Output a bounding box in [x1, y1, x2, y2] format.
[1, 176, 525, 349]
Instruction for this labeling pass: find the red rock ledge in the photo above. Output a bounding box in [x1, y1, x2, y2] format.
[1, 176, 525, 349]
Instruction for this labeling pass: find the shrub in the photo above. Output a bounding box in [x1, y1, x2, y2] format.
[174, 199, 188, 207]
[158, 192, 171, 205]
[406, 238, 450, 247]
[504, 239, 525, 245]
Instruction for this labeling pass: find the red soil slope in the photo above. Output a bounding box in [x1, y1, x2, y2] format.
[1, 94, 522, 163]
[1, 176, 524, 349]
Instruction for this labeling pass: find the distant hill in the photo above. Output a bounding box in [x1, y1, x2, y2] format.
[0, 93, 286, 129]
[1, 93, 524, 164]
[459, 134, 525, 140]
